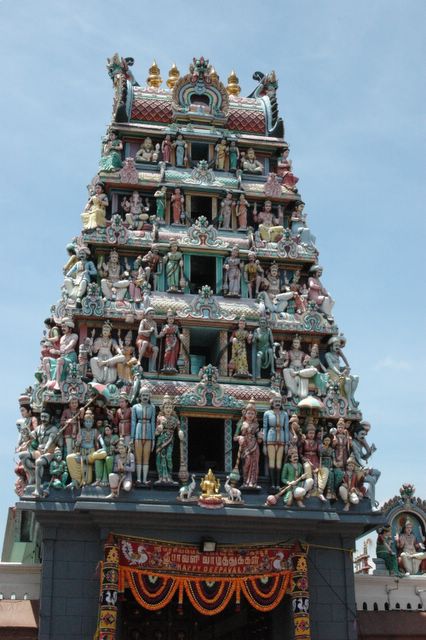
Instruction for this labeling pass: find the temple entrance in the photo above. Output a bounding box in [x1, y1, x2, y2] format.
[119, 592, 294, 640]
[188, 417, 225, 474]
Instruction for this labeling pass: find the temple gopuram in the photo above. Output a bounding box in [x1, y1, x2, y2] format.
[7, 55, 384, 640]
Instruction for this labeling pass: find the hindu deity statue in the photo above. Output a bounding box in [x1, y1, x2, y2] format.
[154, 186, 166, 221]
[66, 407, 98, 488]
[244, 251, 264, 298]
[141, 245, 162, 291]
[81, 183, 109, 231]
[131, 386, 156, 485]
[42, 317, 78, 391]
[99, 129, 123, 172]
[107, 438, 135, 499]
[253, 317, 275, 379]
[200, 469, 221, 497]
[116, 330, 135, 383]
[136, 307, 159, 372]
[228, 140, 240, 171]
[154, 394, 183, 484]
[325, 336, 359, 408]
[287, 270, 308, 315]
[331, 418, 351, 473]
[276, 149, 299, 191]
[376, 525, 401, 576]
[288, 414, 303, 457]
[318, 433, 336, 500]
[235, 400, 263, 488]
[223, 245, 242, 296]
[219, 191, 234, 229]
[48, 448, 69, 491]
[254, 200, 283, 243]
[282, 336, 318, 400]
[229, 317, 252, 378]
[126, 256, 147, 306]
[236, 194, 249, 230]
[290, 202, 316, 245]
[161, 134, 172, 164]
[100, 250, 130, 302]
[171, 188, 185, 225]
[63, 242, 78, 275]
[262, 398, 290, 489]
[395, 519, 426, 575]
[338, 456, 366, 512]
[89, 321, 125, 385]
[123, 191, 150, 229]
[215, 138, 229, 170]
[280, 450, 313, 508]
[135, 137, 156, 163]
[164, 241, 184, 292]
[158, 310, 182, 373]
[60, 395, 81, 457]
[63, 246, 97, 306]
[350, 424, 380, 510]
[40, 318, 61, 360]
[113, 393, 132, 446]
[262, 261, 282, 303]
[92, 424, 119, 486]
[241, 147, 263, 174]
[20, 410, 59, 497]
[308, 265, 334, 319]
[172, 134, 187, 167]
[301, 423, 329, 503]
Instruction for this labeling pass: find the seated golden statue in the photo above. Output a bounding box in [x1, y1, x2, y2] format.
[200, 468, 220, 497]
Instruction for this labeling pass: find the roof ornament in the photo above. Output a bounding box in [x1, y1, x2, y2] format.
[147, 60, 162, 88]
[167, 63, 180, 89]
[226, 70, 241, 96]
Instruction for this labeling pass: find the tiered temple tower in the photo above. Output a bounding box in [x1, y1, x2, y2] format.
[11, 55, 382, 640]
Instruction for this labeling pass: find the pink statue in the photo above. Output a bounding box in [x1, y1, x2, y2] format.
[161, 134, 172, 163]
[264, 172, 282, 197]
[158, 310, 181, 373]
[277, 149, 299, 191]
[235, 400, 263, 488]
[119, 157, 139, 184]
[171, 188, 185, 225]
[308, 265, 334, 318]
[236, 194, 249, 230]
[42, 318, 78, 391]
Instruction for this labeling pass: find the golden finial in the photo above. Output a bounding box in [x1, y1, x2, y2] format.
[209, 66, 219, 82]
[147, 60, 162, 88]
[226, 70, 240, 96]
[166, 63, 180, 89]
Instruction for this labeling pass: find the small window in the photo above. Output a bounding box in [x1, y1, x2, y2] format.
[191, 143, 210, 163]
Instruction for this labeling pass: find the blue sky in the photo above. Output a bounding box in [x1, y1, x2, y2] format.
[0, 0, 425, 542]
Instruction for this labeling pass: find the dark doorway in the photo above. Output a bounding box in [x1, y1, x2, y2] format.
[191, 196, 212, 222]
[191, 142, 210, 163]
[188, 417, 224, 474]
[189, 255, 216, 293]
[119, 591, 294, 639]
[189, 327, 221, 374]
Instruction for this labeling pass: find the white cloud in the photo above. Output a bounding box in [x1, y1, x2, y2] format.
[374, 357, 412, 371]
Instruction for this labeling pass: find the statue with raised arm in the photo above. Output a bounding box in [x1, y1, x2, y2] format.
[350, 424, 380, 511]
[325, 336, 359, 408]
[100, 250, 130, 302]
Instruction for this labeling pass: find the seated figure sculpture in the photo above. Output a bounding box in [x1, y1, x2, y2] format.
[395, 519, 426, 575]
[241, 147, 263, 174]
[308, 265, 334, 319]
[63, 246, 97, 306]
[100, 250, 130, 302]
[254, 200, 284, 243]
[42, 318, 78, 391]
[89, 321, 125, 385]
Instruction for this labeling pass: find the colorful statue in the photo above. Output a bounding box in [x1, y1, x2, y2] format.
[154, 186, 166, 220]
[308, 265, 334, 319]
[262, 398, 289, 489]
[395, 519, 426, 575]
[158, 310, 181, 373]
[254, 200, 283, 242]
[215, 138, 229, 170]
[81, 183, 109, 231]
[119, 157, 138, 184]
[229, 317, 252, 378]
[228, 140, 240, 171]
[107, 438, 135, 498]
[236, 194, 249, 230]
[113, 393, 132, 445]
[136, 307, 159, 371]
[264, 172, 282, 197]
[376, 525, 401, 576]
[282, 335, 318, 400]
[331, 418, 351, 472]
[338, 456, 365, 511]
[241, 147, 263, 174]
[89, 321, 125, 385]
[141, 245, 162, 291]
[235, 400, 262, 488]
[291, 202, 316, 245]
[171, 188, 185, 225]
[223, 245, 242, 296]
[219, 191, 234, 229]
[200, 468, 221, 497]
[131, 386, 156, 485]
[63, 246, 97, 306]
[116, 331, 135, 383]
[253, 317, 275, 379]
[280, 450, 313, 508]
[40, 317, 61, 359]
[325, 336, 359, 408]
[92, 425, 119, 486]
[100, 250, 130, 301]
[123, 191, 150, 229]
[42, 318, 78, 391]
[287, 270, 308, 315]
[161, 134, 172, 163]
[244, 251, 264, 298]
[20, 410, 58, 497]
[172, 134, 187, 167]
[300, 423, 328, 503]
[164, 240, 184, 292]
[67, 407, 98, 488]
[99, 130, 123, 172]
[350, 425, 380, 510]
[154, 394, 183, 484]
[126, 256, 147, 306]
[135, 137, 156, 163]
[318, 433, 336, 500]
[48, 447, 69, 491]
[60, 395, 80, 456]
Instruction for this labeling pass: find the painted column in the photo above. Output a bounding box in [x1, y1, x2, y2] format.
[181, 327, 190, 374]
[97, 535, 119, 640]
[290, 547, 311, 640]
[219, 330, 228, 376]
[224, 418, 233, 473]
[216, 256, 223, 294]
[178, 415, 189, 483]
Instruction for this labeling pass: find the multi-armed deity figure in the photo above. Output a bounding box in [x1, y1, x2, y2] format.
[131, 386, 156, 485]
